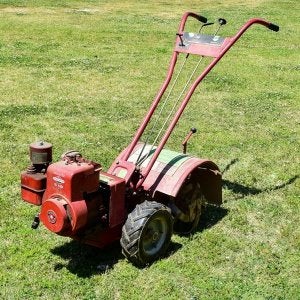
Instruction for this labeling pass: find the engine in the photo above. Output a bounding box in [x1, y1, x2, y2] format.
[21, 143, 105, 237]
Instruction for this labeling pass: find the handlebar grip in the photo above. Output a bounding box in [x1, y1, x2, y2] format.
[196, 14, 207, 23]
[268, 23, 280, 32]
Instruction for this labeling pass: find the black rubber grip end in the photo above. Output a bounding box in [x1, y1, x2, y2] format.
[218, 18, 227, 26]
[197, 15, 207, 23]
[268, 23, 279, 32]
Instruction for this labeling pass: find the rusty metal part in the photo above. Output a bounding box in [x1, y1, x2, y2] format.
[182, 127, 197, 154]
[26, 164, 37, 174]
[170, 178, 204, 234]
[30, 141, 52, 165]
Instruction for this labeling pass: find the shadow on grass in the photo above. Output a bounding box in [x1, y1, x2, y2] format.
[191, 159, 299, 232]
[221, 159, 299, 200]
[197, 205, 228, 232]
[51, 239, 182, 276]
[51, 240, 123, 277]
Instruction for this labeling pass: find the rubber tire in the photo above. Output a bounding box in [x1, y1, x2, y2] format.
[121, 201, 173, 267]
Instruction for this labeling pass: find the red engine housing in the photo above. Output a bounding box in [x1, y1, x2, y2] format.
[40, 160, 101, 235]
[21, 149, 126, 248]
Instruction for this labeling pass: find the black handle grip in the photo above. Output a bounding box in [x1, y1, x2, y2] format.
[218, 18, 227, 26]
[196, 14, 207, 23]
[268, 23, 279, 32]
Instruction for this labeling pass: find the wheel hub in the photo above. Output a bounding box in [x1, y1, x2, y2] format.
[152, 231, 159, 242]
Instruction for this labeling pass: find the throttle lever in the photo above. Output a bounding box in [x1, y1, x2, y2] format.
[203, 22, 215, 27]
[182, 128, 197, 154]
[213, 18, 227, 35]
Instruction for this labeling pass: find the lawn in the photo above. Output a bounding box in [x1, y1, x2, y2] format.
[0, 0, 299, 299]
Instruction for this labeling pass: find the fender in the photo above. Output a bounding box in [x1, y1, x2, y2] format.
[124, 143, 222, 205]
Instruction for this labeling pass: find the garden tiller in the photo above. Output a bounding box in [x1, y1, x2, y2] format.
[21, 12, 279, 266]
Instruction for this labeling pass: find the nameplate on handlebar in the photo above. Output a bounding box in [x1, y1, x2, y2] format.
[175, 32, 230, 57]
[182, 32, 225, 47]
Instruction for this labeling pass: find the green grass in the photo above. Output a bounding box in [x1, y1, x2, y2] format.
[0, 0, 299, 299]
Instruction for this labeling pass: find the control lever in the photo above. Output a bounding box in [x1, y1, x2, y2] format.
[182, 128, 197, 154]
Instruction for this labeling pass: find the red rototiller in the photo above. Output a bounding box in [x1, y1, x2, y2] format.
[21, 12, 279, 266]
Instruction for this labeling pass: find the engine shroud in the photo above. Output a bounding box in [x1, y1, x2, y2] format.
[40, 160, 101, 235]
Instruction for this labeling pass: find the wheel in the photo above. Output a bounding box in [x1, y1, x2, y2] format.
[120, 201, 173, 267]
[170, 176, 204, 235]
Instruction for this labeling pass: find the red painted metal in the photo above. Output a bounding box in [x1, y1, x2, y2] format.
[132, 17, 278, 189]
[73, 224, 122, 249]
[21, 141, 52, 205]
[126, 142, 222, 205]
[182, 128, 196, 154]
[43, 161, 100, 201]
[100, 172, 126, 228]
[110, 14, 279, 191]
[39, 161, 100, 235]
[21, 171, 46, 205]
[40, 198, 70, 234]
[121, 52, 178, 164]
[20, 12, 279, 252]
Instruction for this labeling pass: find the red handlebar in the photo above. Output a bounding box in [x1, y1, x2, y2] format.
[231, 18, 279, 44]
[116, 12, 279, 189]
[178, 12, 279, 34]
